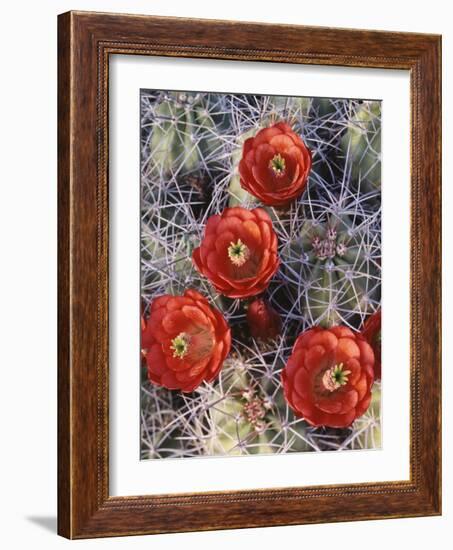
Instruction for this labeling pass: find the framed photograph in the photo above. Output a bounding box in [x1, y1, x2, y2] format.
[58, 11, 441, 538]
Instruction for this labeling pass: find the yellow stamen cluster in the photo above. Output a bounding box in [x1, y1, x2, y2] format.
[170, 332, 190, 359]
[228, 239, 249, 267]
[322, 363, 351, 392]
[269, 153, 286, 175]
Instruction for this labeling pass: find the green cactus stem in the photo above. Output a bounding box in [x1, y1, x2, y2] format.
[340, 101, 381, 195]
[281, 214, 380, 327]
[150, 92, 227, 177]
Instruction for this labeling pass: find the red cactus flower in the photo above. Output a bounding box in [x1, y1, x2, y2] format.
[141, 314, 153, 356]
[192, 207, 280, 299]
[247, 298, 282, 340]
[362, 310, 381, 380]
[238, 122, 312, 206]
[281, 326, 375, 428]
[141, 289, 231, 392]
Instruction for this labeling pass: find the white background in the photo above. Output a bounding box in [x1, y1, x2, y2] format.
[110, 57, 410, 495]
[0, 0, 450, 549]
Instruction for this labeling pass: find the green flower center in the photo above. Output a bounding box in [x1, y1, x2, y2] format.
[322, 363, 351, 392]
[170, 332, 190, 359]
[269, 153, 286, 175]
[228, 239, 249, 267]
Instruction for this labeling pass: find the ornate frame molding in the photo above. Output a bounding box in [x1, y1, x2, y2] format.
[58, 11, 441, 538]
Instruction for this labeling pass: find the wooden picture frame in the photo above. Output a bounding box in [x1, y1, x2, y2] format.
[58, 10, 442, 539]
